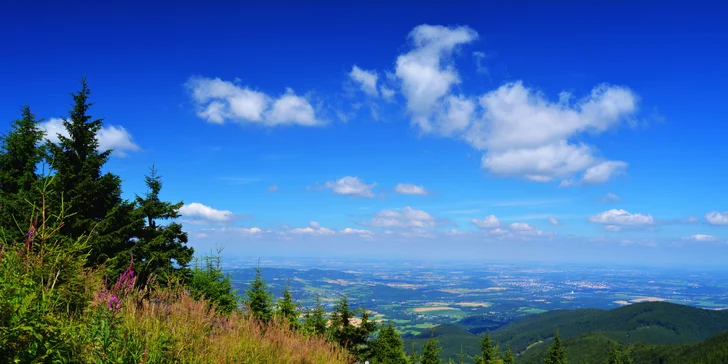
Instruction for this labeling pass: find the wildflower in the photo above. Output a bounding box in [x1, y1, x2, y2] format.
[108, 294, 121, 314]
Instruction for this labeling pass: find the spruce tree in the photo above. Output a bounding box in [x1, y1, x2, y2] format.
[502, 347, 515, 364]
[244, 264, 273, 323]
[47, 78, 135, 267]
[369, 323, 407, 364]
[130, 165, 194, 284]
[475, 332, 498, 364]
[303, 294, 327, 336]
[543, 331, 567, 364]
[421, 335, 442, 364]
[330, 295, 355, 349]
[408, 342, 420, 364]
[0, 106, 45, 241]
[276, 281, 300, 330]
[188, 251, 239, 314]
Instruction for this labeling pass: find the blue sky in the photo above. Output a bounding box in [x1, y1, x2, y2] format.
[2, 1, 728, 266]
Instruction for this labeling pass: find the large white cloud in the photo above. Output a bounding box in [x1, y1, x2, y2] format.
[705, 211, 728, 225]
[588, 209, 654, 226]
[40, 118, 140, 157]
[390, 25, 638, 185]
[472, 214, 500, 228]
[394, 183, 429, 195]
[179, 202, 234, 223]
[185, 77, 320, 126]
[323, 176, 376, 198]
[395, 24, 478, 131]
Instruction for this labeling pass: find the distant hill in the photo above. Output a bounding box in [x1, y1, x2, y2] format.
[406, 302, 728, 362]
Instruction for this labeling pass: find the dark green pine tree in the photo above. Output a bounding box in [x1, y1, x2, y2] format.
[330, 295, 356, 349]
[421, 335, 442, 364]
[130, 165, 194, 284]
[369, 323, 407, 364]
[244, 264, 273, 323]
[543, 331, 567, 364]
[302, 294, 328, 336]
[606, 344, 633, 364]
[502, 347, 515, 364]
[47, 78, 136, 267]
[475, 333, 498, 364]
[0, 106, 46, 241]
[276, 281, 300, 330]
[352, 307, 377, 359]
[188, 251, 239, 314]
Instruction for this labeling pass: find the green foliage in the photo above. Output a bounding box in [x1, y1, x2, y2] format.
[46, 78, 136, 270]
[543, 331, 567, 364]
[188, 250, 240, 314]
[369, 323, 408, 364]
[329, 295, 377, 360]
[130, 165, 194, 284]
[502, 347, 515, 364]
[605, 343, 633, 364]
[0, 105, 46, 243]
[245, 264, 274, 323]
[474, 332, 497, 364]
[421, 336, 443, 364]
[303, 294, 328, 337]
[276, 281, 300, 330]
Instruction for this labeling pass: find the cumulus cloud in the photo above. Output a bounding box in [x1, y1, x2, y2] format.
[349, 66, 379, 97]
[380, 86, 395, 100]
[582, 161, 628, 185]
[185, 77, 320, 127]
[340, 228, 373, 239]
[705, 211, 728, 225]
[323, 176, 376, 198]
[365, 206, 438, 228]
[394, 183, 429, 195]
[290, 221, 335, 236]
[389, 25, 638, 185]
[40, 118, 140, 157]
[548, 217, 560, 226]
[683, 234, 719, 242]
[472, 214, 500, 228]
[179, 202, 234, 223]
[588, 209, 654, 226]
[395, 24, 478, 131]
[508, 222, 535, 231]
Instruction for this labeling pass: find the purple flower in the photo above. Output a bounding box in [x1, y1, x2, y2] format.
[108, 295, 121, 314]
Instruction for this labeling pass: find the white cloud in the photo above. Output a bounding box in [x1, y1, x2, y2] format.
[588, 209, 654, 226]
[705, 211, 728, 225]
[489, 228, 508, 235]
[340, 228, 373, 239]
[179, 202, 234, 223]
[349, 66, 379, 97]
[268, 184, 279, 192]
[238, 227, 262, 234]
[395, 24, 478, 131]
[472, 214, 500, 228]
[324, 176, 376, 198]
[394, 183, 429, 195]
[582, 161, 628, 185]
[605, 225, 622, 232]
[380, 86, 395, 100]
[367, 206, 437, 228]
[390, 25, 638, 184]
[185, 77, 320, 127]
[684, 234, 719, 242]
[508, 222, 535, 231]
[548, 217, 560, 226]
[290, 221, 335, 236]
[40, 118, 140, 157]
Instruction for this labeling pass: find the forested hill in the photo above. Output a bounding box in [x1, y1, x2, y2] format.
[406, 301, 728, 362]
